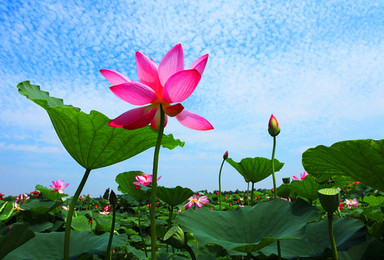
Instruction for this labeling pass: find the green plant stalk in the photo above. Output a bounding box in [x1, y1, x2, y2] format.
[185, 244, 196, 260]
[327, 212, 339, 260]
[251, 182, 255, 205]
[64, 168, 92, 260]
[105, 204, 117, 260]
[218, 158, 225, 210]
[167, 205, 174, 230]
[150, 105, 165, 260]
[138, 202, 148, 257]
[271, 135, 281, 260]
[247, 182, 250, 206]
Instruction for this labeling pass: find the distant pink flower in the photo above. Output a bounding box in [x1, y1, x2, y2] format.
[100, 43, 213, 131]
[50, 180, 69, 194]
[99, 205, 110, 215]
[184, 194, 209, 210]
[133, 174, 161, 188]
[345, 198, 358, 209]
[292, 172, 308, 181]
[280, 197, 291, 202]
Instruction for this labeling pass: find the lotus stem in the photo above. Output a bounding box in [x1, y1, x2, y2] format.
[185, 244, 196, 260]
[327, 212, 339, 260]
[105, 203, 116, 260]
[64, 168, 92, 260]
[271, 135, 281, 260]
[138, 202, 148, 257]
[218, 158, 225, 210]
[150, 104, 165, 260]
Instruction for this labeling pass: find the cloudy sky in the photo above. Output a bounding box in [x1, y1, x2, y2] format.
[1, 1, 384, 197]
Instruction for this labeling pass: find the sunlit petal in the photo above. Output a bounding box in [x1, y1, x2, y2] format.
[162, 70, 201, 103]
[176, 110, 213, 131]
[158, 44, 184, 86]
[189, 54, 209, 75]
[109, 105, 158, 130]
[110, 82, 158, 105]
[136, 52, 162, 94]
[100, 69, 130, 85]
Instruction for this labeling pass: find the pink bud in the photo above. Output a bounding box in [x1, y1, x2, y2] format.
[223, 151, 228, 160]
[268, 114, 280, 137]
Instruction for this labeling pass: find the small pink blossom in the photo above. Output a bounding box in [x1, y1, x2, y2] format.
[280, 197, 291, 202]
[345, 198, 358, 209]
[133, 174, 161, 188]
[50, 180, 69, 194]
[184, 194, 209, 210]
[292, 172, 308, 181]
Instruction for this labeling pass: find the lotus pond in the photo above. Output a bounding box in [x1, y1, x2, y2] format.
[2, 45, 384, 259]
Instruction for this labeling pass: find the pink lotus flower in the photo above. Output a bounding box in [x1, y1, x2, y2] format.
[50, 180, 69, 194]
[292, 172, 308, 181]
[184, 194, 209, 210]
[100, 44, 213, 131]
[133, 174, 161, 188]
[345, 198, 358, 209]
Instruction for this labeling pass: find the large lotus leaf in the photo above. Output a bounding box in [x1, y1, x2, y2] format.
[302, 139, 384, 191]
[157, 186, 194, 207]
[176, 199, 318, 253]
[17, 81, 184, 170]
[0, 223, 35, 259]
[116, 171, 150, 202]
[338, 236, 384, 260]
[21, 200, 57, 214]
[260, 216, 367, 258]
[226, 157, 284, 183]
[4, 231, 127, 259]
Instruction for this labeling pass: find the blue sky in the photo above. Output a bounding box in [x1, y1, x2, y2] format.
[1, 1, 384, 197]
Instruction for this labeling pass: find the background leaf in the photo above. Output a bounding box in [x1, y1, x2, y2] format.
[17, 81, 184, 170]
[116, 171, 150, 202]
[302, 139, 384, 191]
[0, 223, 35, 259]
[157, 186, 194, 207]
[226, 157, 284, 183]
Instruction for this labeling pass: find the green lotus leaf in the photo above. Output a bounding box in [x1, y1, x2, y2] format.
[21, 200, 57, 214]
[157, 186, 194, 207]
[226, 157, 284, 183]
[302, 139, 384, 191]
[4, 231, 127, 259]
[177, 199, 318, 253]
[17, 81, 184, 170]
[0, 201, 14, 221]
[116, 171, 150, 202]
[260, 216, 367, 258]
[0, 223, 35, 259]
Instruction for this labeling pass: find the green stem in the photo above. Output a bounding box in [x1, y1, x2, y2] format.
[150, 105, 165, 260]
[167, 205, 174, 230]
[247, 182, 250, 206]
[271, 136, 280, 260]
[105, 204, 116, 260]
[138, 202, 148, 257]
[251, 182, 255, 205]
[271, 136, 277, 198]
[328, 212, 339, 260]
[185, 245, 196, 260]
[218, 159, 225, 210]
[64, 168, 92, 260]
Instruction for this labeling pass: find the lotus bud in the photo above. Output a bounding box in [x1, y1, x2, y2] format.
[282, 177, 290, 184]
[318, 188, 340, 213]
[103, 188, 110, 200]
[268, 114, 280, 137]
[223, 151, 228, 160]
[109, 190, 117, 206]
[164, 225, 186, 249]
